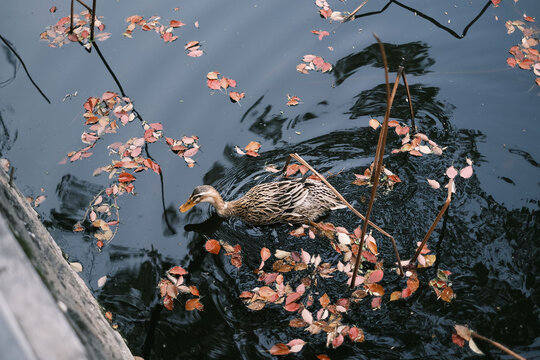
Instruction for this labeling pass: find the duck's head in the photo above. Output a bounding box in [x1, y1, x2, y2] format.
[179, 185, 223, 212]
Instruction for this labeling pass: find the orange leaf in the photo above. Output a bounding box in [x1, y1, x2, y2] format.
[185, 298, 204, 311]
[319, 293, 330, 308]
[229, 91, 245, 102]
[390, 291, 402, 301]
[205, 239, 221, 254]
[365, 283, 385, 296]
[189, 285, 199, 296]
[170, 20, 185, 27]
[245, 141, 261, 152]
[441, 286, 455, 303]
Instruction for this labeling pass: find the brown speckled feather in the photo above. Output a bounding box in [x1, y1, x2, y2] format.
[194, 178, 346, 225]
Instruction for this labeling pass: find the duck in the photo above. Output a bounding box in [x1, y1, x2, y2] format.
[179, 178, 346, 225]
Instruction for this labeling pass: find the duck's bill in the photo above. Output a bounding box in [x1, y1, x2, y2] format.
[179, 200, 196, 212]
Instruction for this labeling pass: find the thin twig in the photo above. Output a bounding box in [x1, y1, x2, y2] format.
[471, 331, 526, 360]
[0, 35, 50, 104]
[70, 0, 74, 33]
[90, 0, 97, 43]
[400, 67, 416, 132]
[410, 178, 453, 264]
[344, 0, 370, 22]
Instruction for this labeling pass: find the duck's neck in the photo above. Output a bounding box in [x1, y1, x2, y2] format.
[212, 195, 235, 217]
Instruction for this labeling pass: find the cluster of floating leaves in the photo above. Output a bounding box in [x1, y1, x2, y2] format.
[206, 72, 245, 103]
[296, 54, 332, 74]
[165, 135, 200, 167]
[504, 17, 540, 86]
[367, 118, 444, 157]
[184, 40, 204, 57]
[66, 92, 133, 163]
[40, 10, 110, 49]
[123, 15, 185, 43]
[353, 163, 402, 191]
[315, 0, 346, 22]
[427, 158, 474, 190]
[66, 92, 199, 247]
[158, 266, 203, 311]
[204, 239, 243, 268]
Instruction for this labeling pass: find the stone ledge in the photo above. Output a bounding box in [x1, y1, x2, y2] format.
[0, 169, 133, 360]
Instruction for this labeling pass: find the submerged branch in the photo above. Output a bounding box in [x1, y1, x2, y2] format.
[0, 34, 51, 104]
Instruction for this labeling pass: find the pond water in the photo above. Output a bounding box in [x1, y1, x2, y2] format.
[1, 0, 539, 359]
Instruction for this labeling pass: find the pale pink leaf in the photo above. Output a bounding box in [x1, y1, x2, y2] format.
[446, 166, 458, 179]
[301, 308, 313, 324]
[427, 179, 440, 189]
[459, 165, 473, 179]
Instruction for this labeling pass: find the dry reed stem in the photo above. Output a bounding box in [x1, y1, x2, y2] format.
[410, 178, 453, 264]
[470, 332, 526, 360]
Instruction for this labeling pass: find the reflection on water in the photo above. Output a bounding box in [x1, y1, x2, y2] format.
[333, 42, 435, 86]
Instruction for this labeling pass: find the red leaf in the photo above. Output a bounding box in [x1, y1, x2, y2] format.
[260, 247, 271, 262]
[506, 57, 517, 68]
[332, 334, 344, 348]
[269, 344, 290, 355]
[284, 302, 301, 312]
[523, 14, 535, 22]
[367, 269, 384, 283]
[371, 296, 382, 309]
[206, 79, 220, 90]
[205, 239, 221, 254]
[169, 266, 188, 275]
[317, 355, 331, 360]
[163, 295, 174, 310]
[452, 333, 465, 347]
[118, 172, 136, 183]
[49, 6, 57, 13]
[491, 0, 501, 7]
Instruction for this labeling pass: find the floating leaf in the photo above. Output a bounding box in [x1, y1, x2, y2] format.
[367, 269, 384, 283]
[269, 344, 290, 355]
[459, 165, 473, 179]
[185, 298, 204, 311]
[427, 179, 440, 189]
[205, 239, 221, 254]
[97, 275, 107, 288]
[260, 247, 271, 262]
[169, 266, 188, 275]
[445, 166, 458, 179]
[319, 293, 330, 308]
[69, 262, 83, 272]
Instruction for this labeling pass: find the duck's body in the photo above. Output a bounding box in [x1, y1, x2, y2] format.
[180, 178, 346, 225]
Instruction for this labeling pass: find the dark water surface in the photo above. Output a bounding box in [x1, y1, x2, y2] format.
[1, 0, 539, 359]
